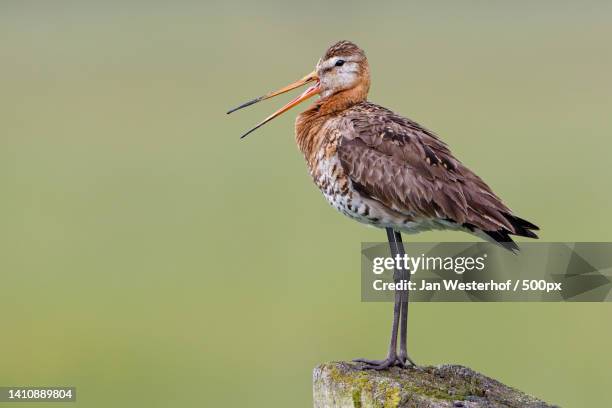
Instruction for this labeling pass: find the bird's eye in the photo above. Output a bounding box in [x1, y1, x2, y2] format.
[335, 59, 345, 67]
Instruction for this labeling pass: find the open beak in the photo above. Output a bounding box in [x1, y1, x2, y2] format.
[227, 70, 320, 139]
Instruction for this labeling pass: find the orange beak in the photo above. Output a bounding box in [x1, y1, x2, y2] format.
[227, 70, 320, 138]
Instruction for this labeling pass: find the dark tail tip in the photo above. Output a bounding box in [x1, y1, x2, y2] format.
[481, 213, 539, 253]
[503, 213, 540, 238]
[484, 230, 520, 253]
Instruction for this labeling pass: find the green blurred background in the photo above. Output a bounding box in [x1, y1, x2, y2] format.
[1, 1, 611, 407]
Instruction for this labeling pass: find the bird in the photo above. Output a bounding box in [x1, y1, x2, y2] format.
[227, 40, 539, 370]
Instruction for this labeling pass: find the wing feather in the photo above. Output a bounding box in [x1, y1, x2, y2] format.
[336, 102, 529, 235]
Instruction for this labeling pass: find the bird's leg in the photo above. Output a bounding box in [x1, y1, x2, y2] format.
[394, 230, 416, 367]
[354, 228, 404, 370]
[354, 273, 402, 369]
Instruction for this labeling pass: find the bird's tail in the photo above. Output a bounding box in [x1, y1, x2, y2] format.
[482, 213, 539, 253]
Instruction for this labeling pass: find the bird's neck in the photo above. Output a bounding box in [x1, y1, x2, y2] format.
[295, 106, 328, 166]
[317, 83, 369, 115]
[294, 85, 367, 168]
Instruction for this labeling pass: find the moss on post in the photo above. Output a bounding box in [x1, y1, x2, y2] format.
[313, 362, 556, 408]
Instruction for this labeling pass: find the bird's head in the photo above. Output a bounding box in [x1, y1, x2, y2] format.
[316, 41, 370, 99]
[227, 41, 369, 138]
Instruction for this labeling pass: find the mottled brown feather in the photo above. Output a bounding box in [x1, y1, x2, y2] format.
[336, 102, 520, 233]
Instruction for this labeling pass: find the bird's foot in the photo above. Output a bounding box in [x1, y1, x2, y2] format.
[353, 355, 408, 370]
[353, 352, 417, 370]
[398, 351, 416, 367]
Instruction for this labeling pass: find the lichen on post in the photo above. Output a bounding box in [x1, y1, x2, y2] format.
[313, 362, 557, 408]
